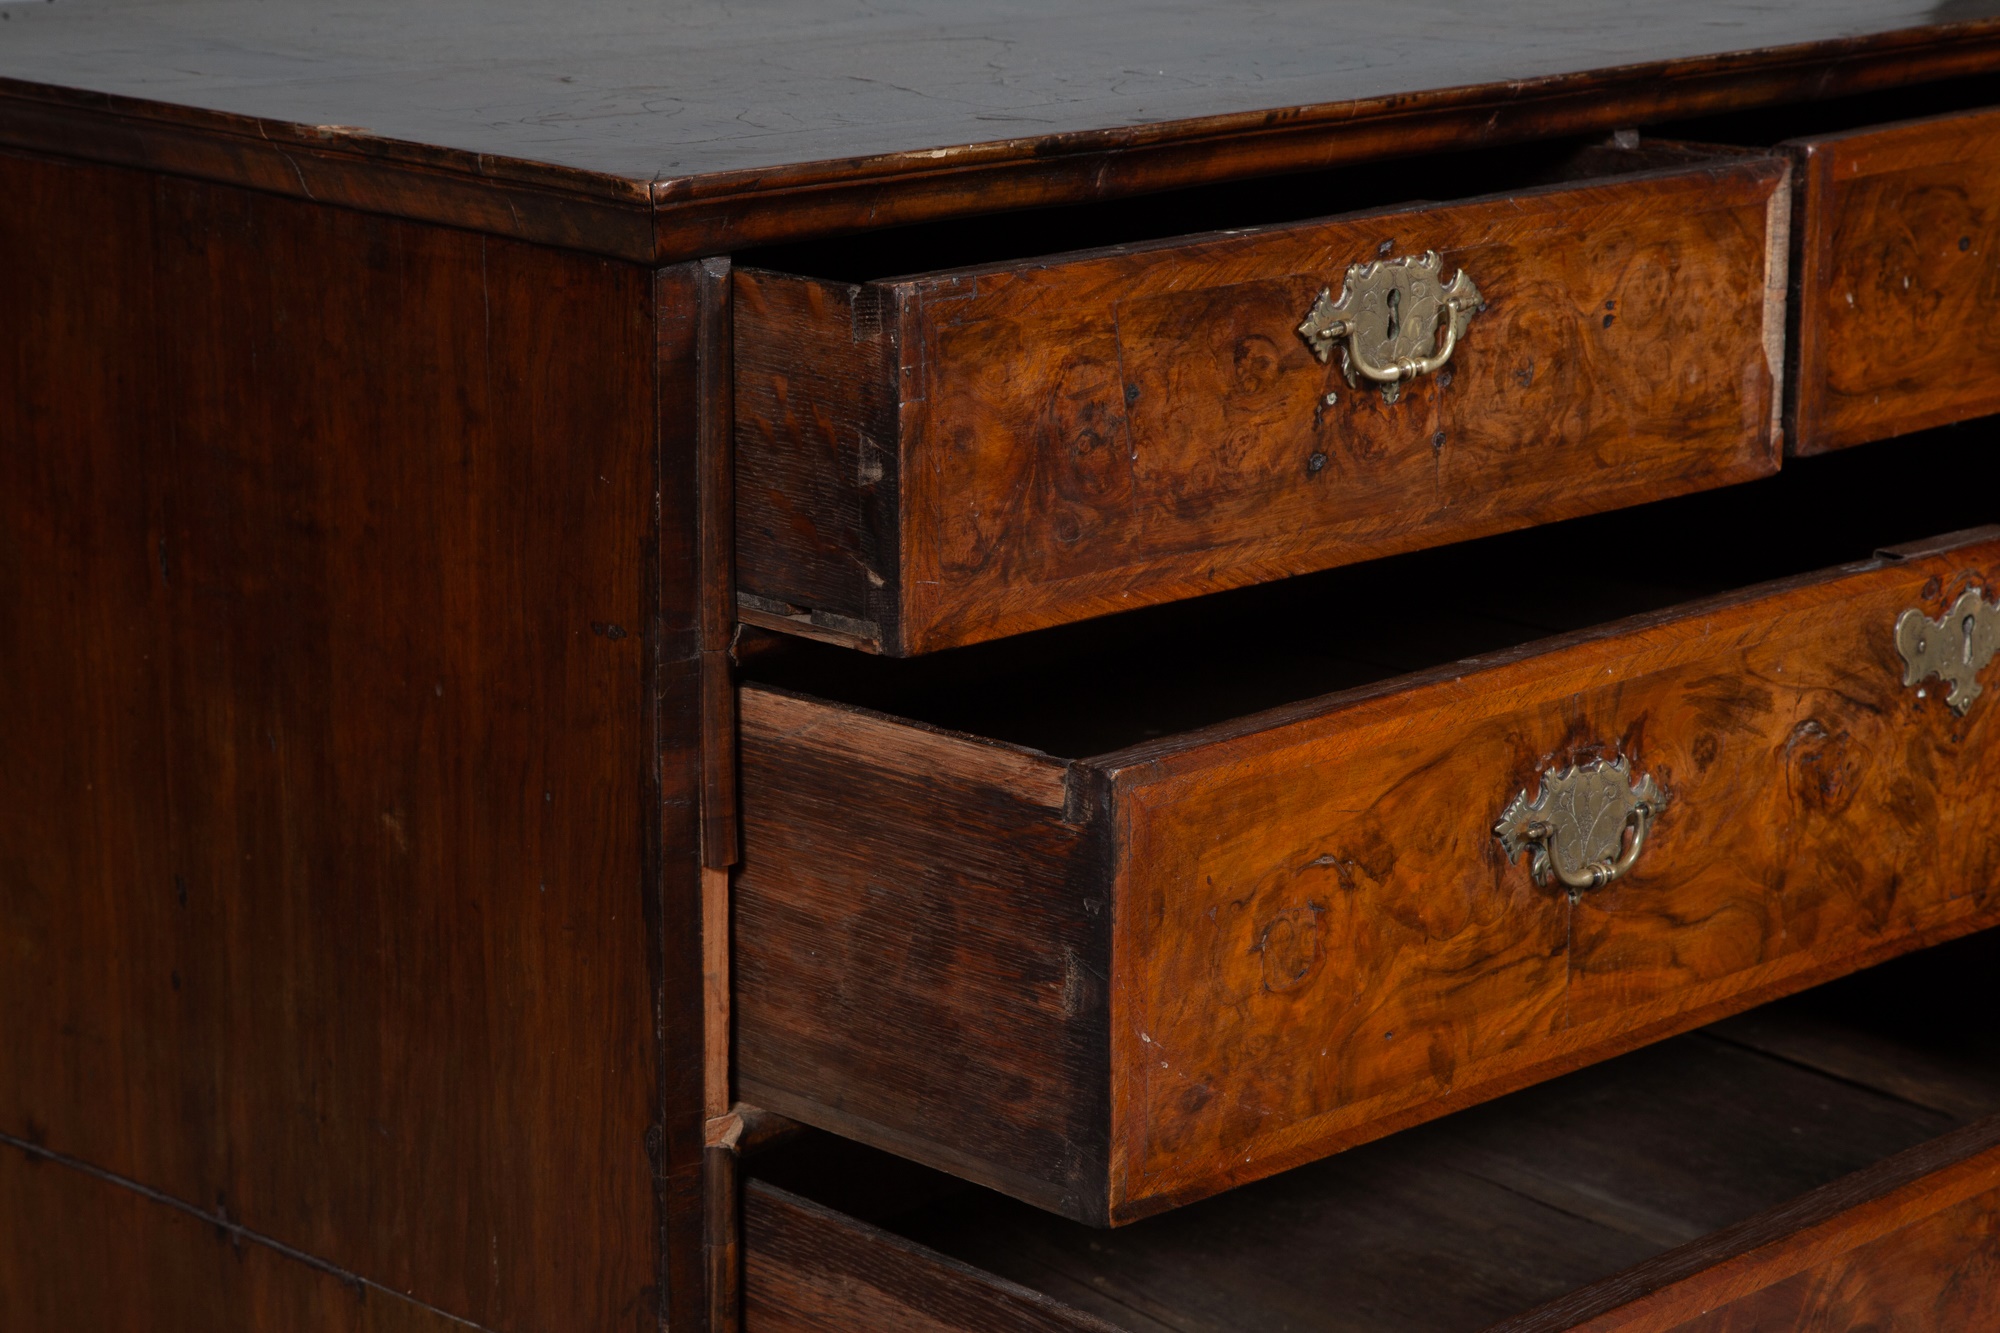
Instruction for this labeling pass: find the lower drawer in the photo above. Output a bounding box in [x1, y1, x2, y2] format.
[742, 933, 2000, 1332]
[736, 441, 2000, 1224]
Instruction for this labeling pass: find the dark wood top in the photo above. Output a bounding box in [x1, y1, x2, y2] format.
[4, 1, 2000, 257]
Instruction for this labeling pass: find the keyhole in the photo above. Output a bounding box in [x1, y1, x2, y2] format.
[1384, 287, 1402, 342]
[1965, 615, 1980, 665]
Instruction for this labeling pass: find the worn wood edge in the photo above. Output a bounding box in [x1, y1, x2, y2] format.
[736, 598, 884, 652]
[1486, 1113, 2000, 1332]
[1783, 135, 1834, 456]
[703, 864, 732, 1124]
[744, 1181, 1127, 1333]
[1106, 900, 2000, 1223]
[735, 1080, 1104, 1225]
[698, 258, 741, 869]
[738, 683, 1071, 809]
[1082, 537, 1952, 777]
[1880, 524, 2000, 560]
[1761, 157, 1794, 455]
[0, 78, 658, 261]
[707, 1140, 743, 1333]
[7, 24, 2000, 259]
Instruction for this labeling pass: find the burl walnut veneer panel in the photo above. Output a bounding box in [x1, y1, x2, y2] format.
[735, 151, 1789, 654]
[1788, 102, 2000, 453]
[0, 147, 694, 1332]
[735, 529, 2000, 1225]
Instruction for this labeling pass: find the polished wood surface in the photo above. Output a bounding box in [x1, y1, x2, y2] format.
[2, 11, 1999, 258]
[739, 936, 2000, 1332]
[0, 148, 708, 1330]
[736, 147, 1788, 654]
[1788, 102, 2000, 453]
[735, 524, 2000, 1223]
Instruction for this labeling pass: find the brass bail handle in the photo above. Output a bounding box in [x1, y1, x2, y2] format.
[1493, 755, 1667, 897]
[1346, 307, 1464, 387]
[1519, 801, 1655, 893]
[1296, 249, 1484, 404]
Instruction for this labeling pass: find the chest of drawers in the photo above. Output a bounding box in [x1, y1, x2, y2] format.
[6, 6, 2000, 1332]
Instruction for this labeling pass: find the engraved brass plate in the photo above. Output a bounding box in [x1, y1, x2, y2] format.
[1493, 755, 1665, 895]
[1896, 586, 2000, 715]
[1297, 250, 1483, 403]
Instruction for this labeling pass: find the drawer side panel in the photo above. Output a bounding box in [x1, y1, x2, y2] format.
[735, 687, 1112, 1219]
[735, 269, 900, 646]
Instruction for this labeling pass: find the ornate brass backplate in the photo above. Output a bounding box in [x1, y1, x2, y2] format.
[1296, 250, 1483, 403]
[1896, 586, 2000, 715]
[1493, 755, 1665, 895]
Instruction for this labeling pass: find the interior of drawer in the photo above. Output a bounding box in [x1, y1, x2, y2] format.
[740, 422, 2000, 757]
[748, 927, 2000, 1333]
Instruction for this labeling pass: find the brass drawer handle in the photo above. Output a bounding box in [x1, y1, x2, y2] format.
[1297, 250, 1484, 404]
[1493, 756, 1666, 897]
[1896, 586, 2000, 715]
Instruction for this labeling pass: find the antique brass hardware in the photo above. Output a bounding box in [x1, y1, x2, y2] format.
[1896, 586, 2000, 715]
[1297, 250, 1483, 403]
[1493, 755, 1665, 897]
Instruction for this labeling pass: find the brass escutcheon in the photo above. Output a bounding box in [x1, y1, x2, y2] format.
[1895, 586, 2000, 715]
[1493, 755, 1665, 897]
[1297, 250, 1483, 403]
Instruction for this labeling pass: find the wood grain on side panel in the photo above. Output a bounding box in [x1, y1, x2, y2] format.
[0, 1142, 478, 1333]
[734, 269, 901, 648]
[1107, 535, 2000, 1219]
[1788, 104, 2000, 453]
[743, 1183, 1124, 1333]
[732, 688, 1111, 1221]
[0, 149, 671, 1331]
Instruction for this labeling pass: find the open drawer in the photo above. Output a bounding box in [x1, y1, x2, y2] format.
[742, 932, 2000, 1332]
[734, 432, 2000, 1224]
[734, 138, 1789, 654]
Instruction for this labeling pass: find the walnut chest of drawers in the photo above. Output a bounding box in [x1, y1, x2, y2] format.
[7, 5, 2000, 1332]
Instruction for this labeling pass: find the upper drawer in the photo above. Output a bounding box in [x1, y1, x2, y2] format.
[1788, 104, 2000, 454]
[735, 143, 1791, 655]
[735, 495, 2000, 1224]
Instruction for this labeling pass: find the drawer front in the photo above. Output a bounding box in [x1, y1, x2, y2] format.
[1788, 105, 2000, 453]
[737, 153, 1789, 655]
[736, 531, 2000, 1223]
[1115, 532, 2000, 1218]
